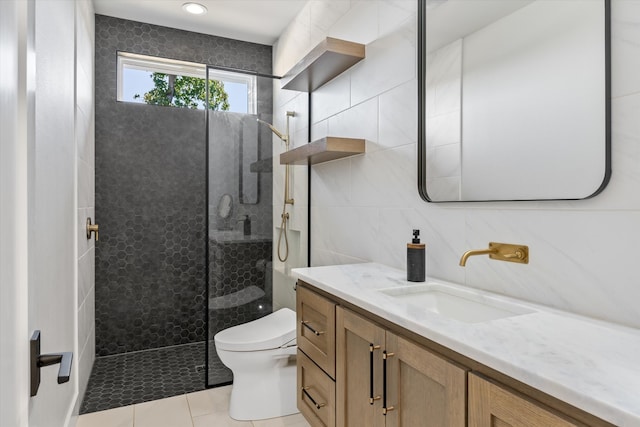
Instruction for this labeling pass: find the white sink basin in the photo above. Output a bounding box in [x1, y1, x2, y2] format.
[377, 283, 534, 323]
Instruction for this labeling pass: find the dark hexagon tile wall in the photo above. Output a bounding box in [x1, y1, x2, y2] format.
[95, 101, 207, 356]
[95, 15, 273, 356]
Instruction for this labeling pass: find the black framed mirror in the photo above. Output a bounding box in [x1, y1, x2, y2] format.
[418, 0, 611, 202]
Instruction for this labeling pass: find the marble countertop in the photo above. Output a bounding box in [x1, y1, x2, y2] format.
[291, 263, 640, 427]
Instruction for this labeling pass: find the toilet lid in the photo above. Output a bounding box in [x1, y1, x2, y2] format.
[214, 308, 296, 352]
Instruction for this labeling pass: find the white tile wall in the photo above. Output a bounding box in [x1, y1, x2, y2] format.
[611, 0, 640, 98]
[76, 0, 95, 414]
[350, 17, 416, 105]
[378, 79, 418, 150]
[328, 0, 380, 46]
[308, 0, 352, 47]
[310, 72, 351, 123]
[273, 0, 640, 329]
[350, 144, 416, 207]
[327, 97, 379, 145]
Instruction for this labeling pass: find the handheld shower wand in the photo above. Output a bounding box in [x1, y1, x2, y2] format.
[256, 119, 287, 142]
[257, 111, 296, 262]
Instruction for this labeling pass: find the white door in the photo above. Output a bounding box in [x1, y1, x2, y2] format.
[29, 0, 77, 425]
[0, 0, 31, 425]
[0, 1, 78, 426]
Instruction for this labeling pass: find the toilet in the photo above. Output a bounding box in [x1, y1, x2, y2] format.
[214, 307, 298, 421]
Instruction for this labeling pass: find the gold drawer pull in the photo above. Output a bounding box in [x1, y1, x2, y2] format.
[369, 343, 381, 405]
[382, 351, 395, 416]
[301, 320, 325, 336]
[301, 386, 326, 410]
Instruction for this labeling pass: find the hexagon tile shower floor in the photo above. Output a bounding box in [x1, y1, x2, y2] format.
[80, 342, 229, 414]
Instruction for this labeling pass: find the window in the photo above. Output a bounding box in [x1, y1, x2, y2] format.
[117, 52, 256, 113]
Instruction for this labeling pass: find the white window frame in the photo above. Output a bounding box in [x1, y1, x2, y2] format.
[207, 68, 257, 114]
[117, 52, 257, 114]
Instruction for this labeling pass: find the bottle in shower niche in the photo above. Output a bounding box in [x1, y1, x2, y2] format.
[241, 215, 251, 236]
[407, 229, 425, 282]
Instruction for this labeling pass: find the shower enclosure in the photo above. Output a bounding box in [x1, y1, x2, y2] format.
[86, 15, 279, 414]
[86, 60, 275, 413]
[205, 67, 275, 387]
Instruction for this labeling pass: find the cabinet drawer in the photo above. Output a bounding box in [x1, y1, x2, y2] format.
[298, 350, 336, 427]
[297, 285, 336, 378]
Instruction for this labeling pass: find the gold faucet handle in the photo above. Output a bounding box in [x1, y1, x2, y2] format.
[489, 242, 528, 264]
[503, 250, 525, 260]
[86, 218, 99, 241]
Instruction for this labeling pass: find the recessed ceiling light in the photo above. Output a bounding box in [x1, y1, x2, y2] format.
[182, 2, 207, 15]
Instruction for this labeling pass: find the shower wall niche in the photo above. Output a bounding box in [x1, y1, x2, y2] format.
[94, 15, 273, 363]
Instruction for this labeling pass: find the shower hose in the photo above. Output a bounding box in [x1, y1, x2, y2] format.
[277, 206, 289, 262]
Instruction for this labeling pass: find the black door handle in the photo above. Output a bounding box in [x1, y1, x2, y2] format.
[30, 330, 73, 396]
[39, 352, 73, 383]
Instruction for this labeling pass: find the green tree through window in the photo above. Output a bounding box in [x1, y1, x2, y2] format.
[134, 72, 230, 111]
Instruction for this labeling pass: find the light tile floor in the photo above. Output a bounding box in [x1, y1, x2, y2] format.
[76, 385, 311, 427]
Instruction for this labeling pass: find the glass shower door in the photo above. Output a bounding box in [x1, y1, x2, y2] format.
[205, 68, 274, 387]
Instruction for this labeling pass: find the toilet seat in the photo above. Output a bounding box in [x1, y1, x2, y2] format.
[214, 308, 296, 352]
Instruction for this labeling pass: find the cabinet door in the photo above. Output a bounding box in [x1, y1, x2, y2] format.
[385, 332, 467, 427]
[469, 373, 583, 427]
[297, 285, 337, 378]
[336, 307, 386, 427]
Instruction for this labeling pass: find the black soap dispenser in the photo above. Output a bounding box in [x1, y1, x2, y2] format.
[241, 215, 251, 236]
[407, 229, 425, 282]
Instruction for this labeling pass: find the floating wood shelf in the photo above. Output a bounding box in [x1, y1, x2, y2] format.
[280, 137, 365, 165]
[249, 158, 273, 173]
[281, 37, 365, 92]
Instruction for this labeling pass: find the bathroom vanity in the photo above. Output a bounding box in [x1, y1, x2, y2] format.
[293, 263, 640, 427]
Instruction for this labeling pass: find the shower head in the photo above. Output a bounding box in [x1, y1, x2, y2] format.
[257, 118, 287, 142]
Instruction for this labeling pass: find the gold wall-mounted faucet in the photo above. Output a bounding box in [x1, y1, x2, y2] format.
[459, 242, 528, 266]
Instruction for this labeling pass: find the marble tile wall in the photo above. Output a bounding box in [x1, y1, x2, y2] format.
[273, 0, 640, 329]
[76, 0, 96, 414]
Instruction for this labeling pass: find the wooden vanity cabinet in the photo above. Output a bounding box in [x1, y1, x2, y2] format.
[336, 307, 467, 427]
[469, 373, 584, 427]
[297, 282, 609, 427]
